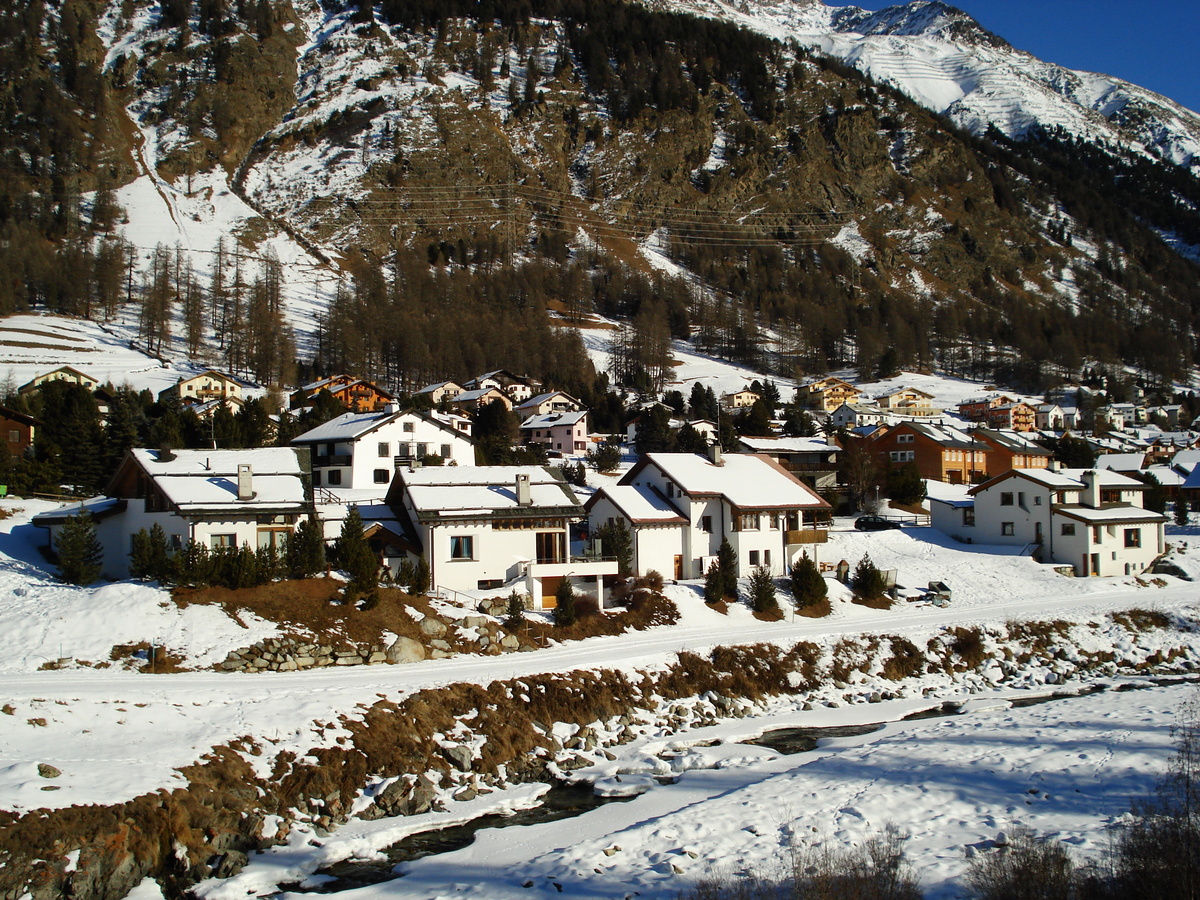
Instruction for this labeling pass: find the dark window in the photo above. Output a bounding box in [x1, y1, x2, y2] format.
[700, 515, 712, 533]
[378, 442, 389, 457]
[450, 535, 474, 559]
[373, 469, 389, 484]
[1061, 523, 1076, 536]
[1000, 492, 1014, 506]
[1124, 528, 1141, 548]
[749, 550, 760, 566]
[328, 470, 342, 486]
[1001, 522, 1014, 536]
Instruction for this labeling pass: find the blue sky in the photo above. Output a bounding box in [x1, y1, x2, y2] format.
[855, 0, 1200, 113]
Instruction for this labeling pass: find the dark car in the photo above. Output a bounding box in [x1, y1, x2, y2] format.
[854, 515, 902, 531]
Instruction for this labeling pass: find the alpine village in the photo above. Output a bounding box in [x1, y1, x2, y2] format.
[6, 0, 1200, 898]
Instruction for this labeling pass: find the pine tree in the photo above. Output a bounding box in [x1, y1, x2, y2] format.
[790, 553, 827, 608]
[504, 589, 526, 630]
[704, 561, 723, 605]
[716, 537, 738, 600]
[288, 516, 326, 579]
[56, 512, 103, 585]
[1175, 498, 1190, 527]
[553, 576, 576, 626]
[595, 518, 633, 577]
[413, 556, 430, 595]
[853, 553, 888, 600]
[748, 565, 778, 613]
[334, 506, 378, 598]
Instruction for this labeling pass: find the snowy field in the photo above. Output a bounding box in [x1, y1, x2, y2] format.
[197, 682, 1189, 900]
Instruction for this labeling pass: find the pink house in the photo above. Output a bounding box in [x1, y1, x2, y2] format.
[521, 410, 590, 456]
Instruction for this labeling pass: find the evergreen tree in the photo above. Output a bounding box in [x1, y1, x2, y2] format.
[413, 555, 430, 595]
[56, 512, 103, 585]
[176, 539, 211, 586]
[553, 576, 576, 626]
[130, 525, 172, 582]
[716, 537, 738, 600]
[674, 421, 708, 453]
[288, 516, 327, 578]
[790, 553, 827, 608]
[704, 561, 723, 605]
[586, 439, 622, 473]
[595, 518, 633, 576]
[747, 565, 778, 613]
[886, 463, 927, 507]
[1175, 498, 1190, 527]
[735, 398, 773, 436]
[634, 405, 675, 456]
[853, 553, 888, 600]
[334, 506, 377, 594]
[504, 589, 526, 630]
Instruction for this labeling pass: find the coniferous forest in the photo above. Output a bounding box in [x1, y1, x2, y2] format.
[2, 0, 1200, 395]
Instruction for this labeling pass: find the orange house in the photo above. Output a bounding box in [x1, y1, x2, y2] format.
[973, 428, 1052, 472]
[290, 375, 395, 413]
[869, 421, 988, 485]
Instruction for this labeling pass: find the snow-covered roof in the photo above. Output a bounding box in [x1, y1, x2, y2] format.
[31, 496, 126, 527]
[292, 409, 467, 444]
[119, 448, 310, 513]
[520, 411, 588, 429]
[1056, 506, 1166, 524]
[1146, 465, 1185, 488]
[632, 453, 828, 510]
[130, 448, 304, 477]
[1095, 453, 1147, 472]
[736, 436, 839, 454]
[397, 466, 579, 519]
[589, 485, 688, 525]
[972, 467, 1142, 495]
[1172, 449, 1200, 473]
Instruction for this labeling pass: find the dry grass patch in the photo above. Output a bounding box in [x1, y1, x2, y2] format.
[174, 579, 426, 646]
[795, 598, 832, 618]
[1113, 608, 1171, 631]
[851, 594, 893, 610]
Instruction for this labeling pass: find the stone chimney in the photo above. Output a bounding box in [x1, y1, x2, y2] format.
[1080, 469, 1101, 508]
[516, 472, 532, 507]
[238, 464, 254, 501]
[708, 442, 723, 466]
[385, 401, 401, 414]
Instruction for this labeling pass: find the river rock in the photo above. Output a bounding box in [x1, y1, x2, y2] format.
[386, 637, 426, 664]
[442, 744, 475, 771]
[420, 617, 448, 637]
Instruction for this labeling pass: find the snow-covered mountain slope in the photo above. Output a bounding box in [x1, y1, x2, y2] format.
[654, 0, 1200, 169]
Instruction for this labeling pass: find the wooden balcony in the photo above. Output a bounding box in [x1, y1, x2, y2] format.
[786, 529, 828, 545]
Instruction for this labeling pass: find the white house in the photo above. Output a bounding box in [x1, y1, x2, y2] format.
[515, 391, 583, 418]
[291, 405, 476, 491]
[585, 449, 831, 580]
[386, 466, 616, 609]
[32, 448, 312, 579]
[829, 402, 888, 430]
[930, 467, 1166, 577]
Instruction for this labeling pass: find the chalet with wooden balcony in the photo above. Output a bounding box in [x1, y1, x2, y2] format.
[290, 374, 395, 413]
[159, 369, 247, 406]
[797, 377, 863, 413]
[736, 436, 840, 490]
[585, 448, 831, 580]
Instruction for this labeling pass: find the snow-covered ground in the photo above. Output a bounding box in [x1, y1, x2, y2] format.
[198, 681, 1189, 900]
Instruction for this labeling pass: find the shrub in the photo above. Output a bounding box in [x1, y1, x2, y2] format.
[1108, 698, 1200, 897]
[853, 553, 888, 600]
[963, 826, 1078, 900]
[586, 440, 622, 473]
[130, 524, 172, 583]
[790, 553, 827, 608]
[287, 516, 326, 579]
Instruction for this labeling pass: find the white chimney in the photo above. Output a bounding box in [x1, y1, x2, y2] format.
[1080, 469, 1100, 508]
[516, 473, 532, 507]
[709, 443, 723, 466]
[385, 401, 401, 414]
[238, 464, 254, 501]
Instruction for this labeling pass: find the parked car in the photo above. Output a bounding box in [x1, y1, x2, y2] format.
[854, 515, 902, 531]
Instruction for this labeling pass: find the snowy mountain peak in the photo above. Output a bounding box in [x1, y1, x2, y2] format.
[831, 1, 1008, 49]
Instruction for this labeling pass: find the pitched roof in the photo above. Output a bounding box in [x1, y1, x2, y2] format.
[520, 411, 588, 429]
[395, 466, 580, 520]
[586, 484, 688, 525]
[623, 453, 829, 510]
[736, 436, 839, 454]
[1095, 452, 1148, 472]
[291, 409, 472, 445]
[114, 448, 310, 514]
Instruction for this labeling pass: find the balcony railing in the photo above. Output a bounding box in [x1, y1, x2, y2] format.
[314, 454, 352, 467]
[786, 529, 829, 545]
